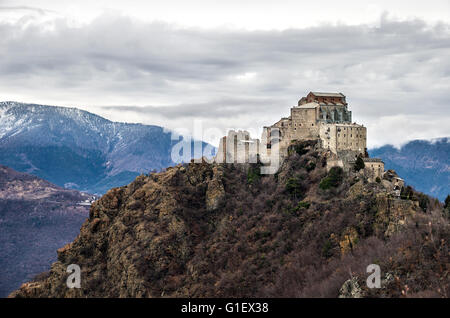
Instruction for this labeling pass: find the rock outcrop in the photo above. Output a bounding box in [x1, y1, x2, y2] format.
[10, 141, 449, 298]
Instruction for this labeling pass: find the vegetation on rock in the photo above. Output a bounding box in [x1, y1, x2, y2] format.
[354, 156, 365, 171]
[10, 141, 449, 298]
[319, 167, 344, 190]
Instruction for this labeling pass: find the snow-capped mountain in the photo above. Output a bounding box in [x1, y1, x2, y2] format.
[0, 101, 213, 194]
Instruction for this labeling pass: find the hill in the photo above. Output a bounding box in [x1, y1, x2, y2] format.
[10, 141, 449, 298]
[369, 138, 449, 201]
[0, 101, 214, 194]
[0, 165, 94, 297]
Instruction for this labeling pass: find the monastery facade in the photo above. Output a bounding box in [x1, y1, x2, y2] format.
[265, 92, 366, 156]
[215, 91, 384, 180]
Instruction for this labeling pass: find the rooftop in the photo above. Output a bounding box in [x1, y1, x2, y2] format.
[310, 92, 345, 98]
[296, 102, 319, 109]
[362, 158, 384, 163]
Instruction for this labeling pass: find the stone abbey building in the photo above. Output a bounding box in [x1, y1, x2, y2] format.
[265, 91, 366, 155]
[216, 91, 384, 181]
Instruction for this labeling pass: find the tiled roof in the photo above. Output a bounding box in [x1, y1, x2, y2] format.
[310, 92, 345, 98]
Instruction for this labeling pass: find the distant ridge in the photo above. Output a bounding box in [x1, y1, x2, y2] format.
[0, 101, 214, 194]
[369, 137, 449, 201]
[0, 164, 93, 297]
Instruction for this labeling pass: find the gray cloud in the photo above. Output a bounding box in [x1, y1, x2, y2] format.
[100, 97, 288, 119]
[0, 6, 50, 14]
[0, 13, 449, 147]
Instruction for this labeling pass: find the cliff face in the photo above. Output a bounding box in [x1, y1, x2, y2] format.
[11, 141, 449, 298]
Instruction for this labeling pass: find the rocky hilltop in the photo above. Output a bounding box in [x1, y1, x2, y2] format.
[11, 141, 449, 298]
[0, 165, 93, 297]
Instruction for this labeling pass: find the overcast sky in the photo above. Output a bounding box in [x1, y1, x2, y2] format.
[1, 0, 449, 147]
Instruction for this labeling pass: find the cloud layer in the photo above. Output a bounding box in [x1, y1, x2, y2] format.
[0, 13, 449, 147]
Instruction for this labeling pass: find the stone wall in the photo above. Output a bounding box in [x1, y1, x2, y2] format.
[363, 158, 384, 182]
[319, 123, 366, 155]
[267, 98, 366, 156]
[215, 93, 371, 174]
[216, 130, 259, 164]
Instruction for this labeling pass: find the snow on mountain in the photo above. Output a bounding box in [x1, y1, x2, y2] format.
[0, 101, 214, 194]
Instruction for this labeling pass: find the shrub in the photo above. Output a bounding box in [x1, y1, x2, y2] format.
[375, 177, 381, 183]
[292, 143, 309, 156]
[285, 177, 303, 198]
[416, 193, 429, 212]
[400, 186, 414, 200]
[296, 201, 310, 210]
[354, 156, 365, 171]
[286, 201, 311, 216]
[247, 165, 260, 184]
[306, 162, 316, 172]
[322, 240, 333, 258]
[445, 195, 450, 209]
[319, 167, 344, 190]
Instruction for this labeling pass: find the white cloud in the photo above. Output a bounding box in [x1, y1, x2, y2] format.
[0, 7, 449, 148]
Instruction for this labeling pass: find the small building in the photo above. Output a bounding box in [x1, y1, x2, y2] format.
[362, 158, 384, 182]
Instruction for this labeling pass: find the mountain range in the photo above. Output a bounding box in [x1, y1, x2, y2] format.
[0, 101, 447, 201]
[0, 101, 214, 194]
[1, 101, 448, 298]
[0, 165, 93, 297]
[369, 138, 449, 201]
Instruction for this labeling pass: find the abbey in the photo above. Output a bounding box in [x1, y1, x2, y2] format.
[266, 92, 366, 156]
[215, 91, 384, 181]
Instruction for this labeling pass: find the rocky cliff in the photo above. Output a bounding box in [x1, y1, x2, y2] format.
[10, 141, 449, 298]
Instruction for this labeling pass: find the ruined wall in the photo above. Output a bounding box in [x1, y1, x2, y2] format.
[216, 130, 259, 164]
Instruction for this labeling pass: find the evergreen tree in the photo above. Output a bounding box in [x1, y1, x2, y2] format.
[354, 156, 365, 171]
[445, 195, 450, 209]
